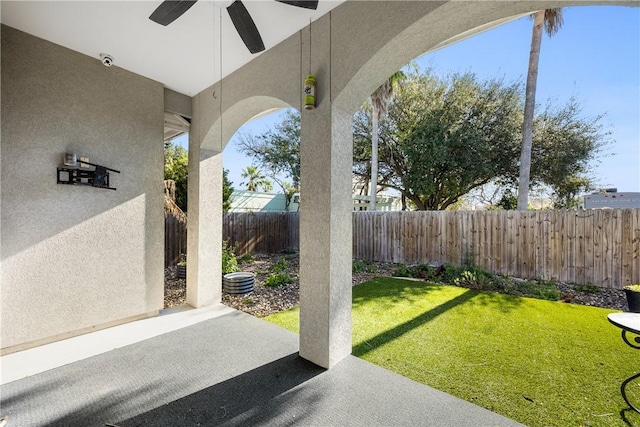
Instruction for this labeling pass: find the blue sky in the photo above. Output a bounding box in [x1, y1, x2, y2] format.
[176, 5, 639, 194]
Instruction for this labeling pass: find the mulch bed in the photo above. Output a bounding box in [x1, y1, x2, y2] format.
[165, 254, 628, 317]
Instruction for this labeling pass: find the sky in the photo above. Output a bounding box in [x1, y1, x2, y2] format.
[174, 5, 640, 195]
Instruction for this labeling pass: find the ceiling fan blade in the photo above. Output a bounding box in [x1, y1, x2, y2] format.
[227, 1, 265, 54]
[149, 1, 198, 26]
[275, 0, 319, 10]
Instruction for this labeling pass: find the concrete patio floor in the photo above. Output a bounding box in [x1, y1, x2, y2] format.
[1, 304, 522, 426]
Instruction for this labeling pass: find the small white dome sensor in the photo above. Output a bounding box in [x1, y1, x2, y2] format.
[100, 53, 114, 67]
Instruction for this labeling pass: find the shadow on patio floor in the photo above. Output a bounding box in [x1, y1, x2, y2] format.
[117, 353, 324, 426]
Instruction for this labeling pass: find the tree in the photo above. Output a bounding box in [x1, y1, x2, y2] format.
[517, 8, 564, 210]
[529, 98, 607, 208]
[353, 69, 606, 210]
[164, 141, 189, 212]
[354, 71, 523, 210]
[240, 165, 272, 192]
[238, 109, 300, 210]
[164, 141, 236, 213]
[223, 168, 234, 212]
[368, 71, 405, 210]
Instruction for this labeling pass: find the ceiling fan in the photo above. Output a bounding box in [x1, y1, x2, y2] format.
[149, 0, 318, 54]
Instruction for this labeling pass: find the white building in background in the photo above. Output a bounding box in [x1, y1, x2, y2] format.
[583, 192, 640, 209]
[229, 191, 300, 212]
[229, 189, 401, 213]
[352, 177, 403, 211]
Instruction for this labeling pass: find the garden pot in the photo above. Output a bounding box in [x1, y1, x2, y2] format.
[625, 289, 640, 313]
[223, 272, 255, 295]
[177, 264, 187, 279]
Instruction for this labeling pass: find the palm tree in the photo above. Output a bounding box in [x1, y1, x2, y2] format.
[369, 71, 405, 211]
[241, 165, 272, 192]
[517, 8, 563, 210]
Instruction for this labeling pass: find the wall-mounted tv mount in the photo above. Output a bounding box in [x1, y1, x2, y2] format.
[57, 153, 120, 190]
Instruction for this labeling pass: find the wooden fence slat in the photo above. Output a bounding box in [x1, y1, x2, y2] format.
[602, 209, 614, 288]
[622, 209, 634, 286]
[583, 210, 594, 284]
[612, 210, 623, 287]
[548, 210, 559, 281]
[633, 209, 640, 285]
[592, 209, 604, 287]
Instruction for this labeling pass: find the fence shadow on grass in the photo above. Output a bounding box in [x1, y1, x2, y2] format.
[352, 280, 526, 357]
[353, 288, 477, 357]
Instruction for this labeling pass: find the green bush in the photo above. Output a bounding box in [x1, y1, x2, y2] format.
[270, 257, 287, 273]
[392, 263, 434, 279]
[238, 252, 254, 264]
[410, 264, 435, 280]
[222, 240, 239, 274]
[353, 259, 379, 274]
[439, 264, 466, 284]
[392, 264, 412, 277]
[575, 283, 600, 294]
[514, 280, 561, 301]
[452, 268, 502, 291]
[265, 272, 293, 287]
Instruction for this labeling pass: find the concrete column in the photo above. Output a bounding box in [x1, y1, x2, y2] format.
[186, 143, 223, 307]
[299, 102, 353, 368]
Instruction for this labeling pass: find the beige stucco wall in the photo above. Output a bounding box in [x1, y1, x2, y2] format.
[0, 25, 165, 352]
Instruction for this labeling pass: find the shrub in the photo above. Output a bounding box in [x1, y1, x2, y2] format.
[265, 272, 293, 287]
[515, 280, 561, 301]
[410, 264, 436, 280]
[270, 257, 287, 273]
[238, 252, 254, 264]
[452, 267, 502, 291]
[353, 260, 379, 274]
[575, 283, 601, 294]
[392, 263, 434, 279]
[177, 253, 187, 267]
[222, 240, 239, 274]
[439, 264, 466, 284]
[393, 264, 412, 277]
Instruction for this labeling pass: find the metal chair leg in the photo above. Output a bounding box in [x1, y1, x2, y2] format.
[621, 372, 640, 413]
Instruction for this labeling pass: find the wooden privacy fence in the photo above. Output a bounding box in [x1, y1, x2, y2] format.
[166, 209, 640, 289]
[353, 209, 640, 289]
[164, 195, 187, 267]
[223, 212, 300, 255]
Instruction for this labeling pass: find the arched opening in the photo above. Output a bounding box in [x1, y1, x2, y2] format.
[186, 96, 296, 308]
[350, 4, 638, 217]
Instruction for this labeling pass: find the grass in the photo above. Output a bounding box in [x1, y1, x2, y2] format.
[266, 277, 640, 427]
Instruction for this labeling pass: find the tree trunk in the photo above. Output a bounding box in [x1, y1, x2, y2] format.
[369, 107, 379, 211]
[517, 10, 544, 211]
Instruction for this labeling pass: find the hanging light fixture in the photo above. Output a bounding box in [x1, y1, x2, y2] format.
[304, 18, 316, 110]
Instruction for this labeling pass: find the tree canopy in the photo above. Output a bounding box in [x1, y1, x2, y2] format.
[240, 165, 273, 192]
[164, 141, 189, 212]
[238, 69, 607, 211]
[164, 140, 235, 213]
[238, 109, 300, 191]
[353, 69, 607, 210]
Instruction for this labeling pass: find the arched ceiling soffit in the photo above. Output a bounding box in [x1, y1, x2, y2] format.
[333, 0, 639, 114]
[201, 96, 292, 152]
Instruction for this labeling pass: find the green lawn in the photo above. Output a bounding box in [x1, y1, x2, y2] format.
[266, 278, 640, 427]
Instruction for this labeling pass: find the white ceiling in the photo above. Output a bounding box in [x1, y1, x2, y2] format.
[1, 1, 344, 96]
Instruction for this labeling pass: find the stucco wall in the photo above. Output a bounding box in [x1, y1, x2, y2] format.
[0, 25, 164, 352]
